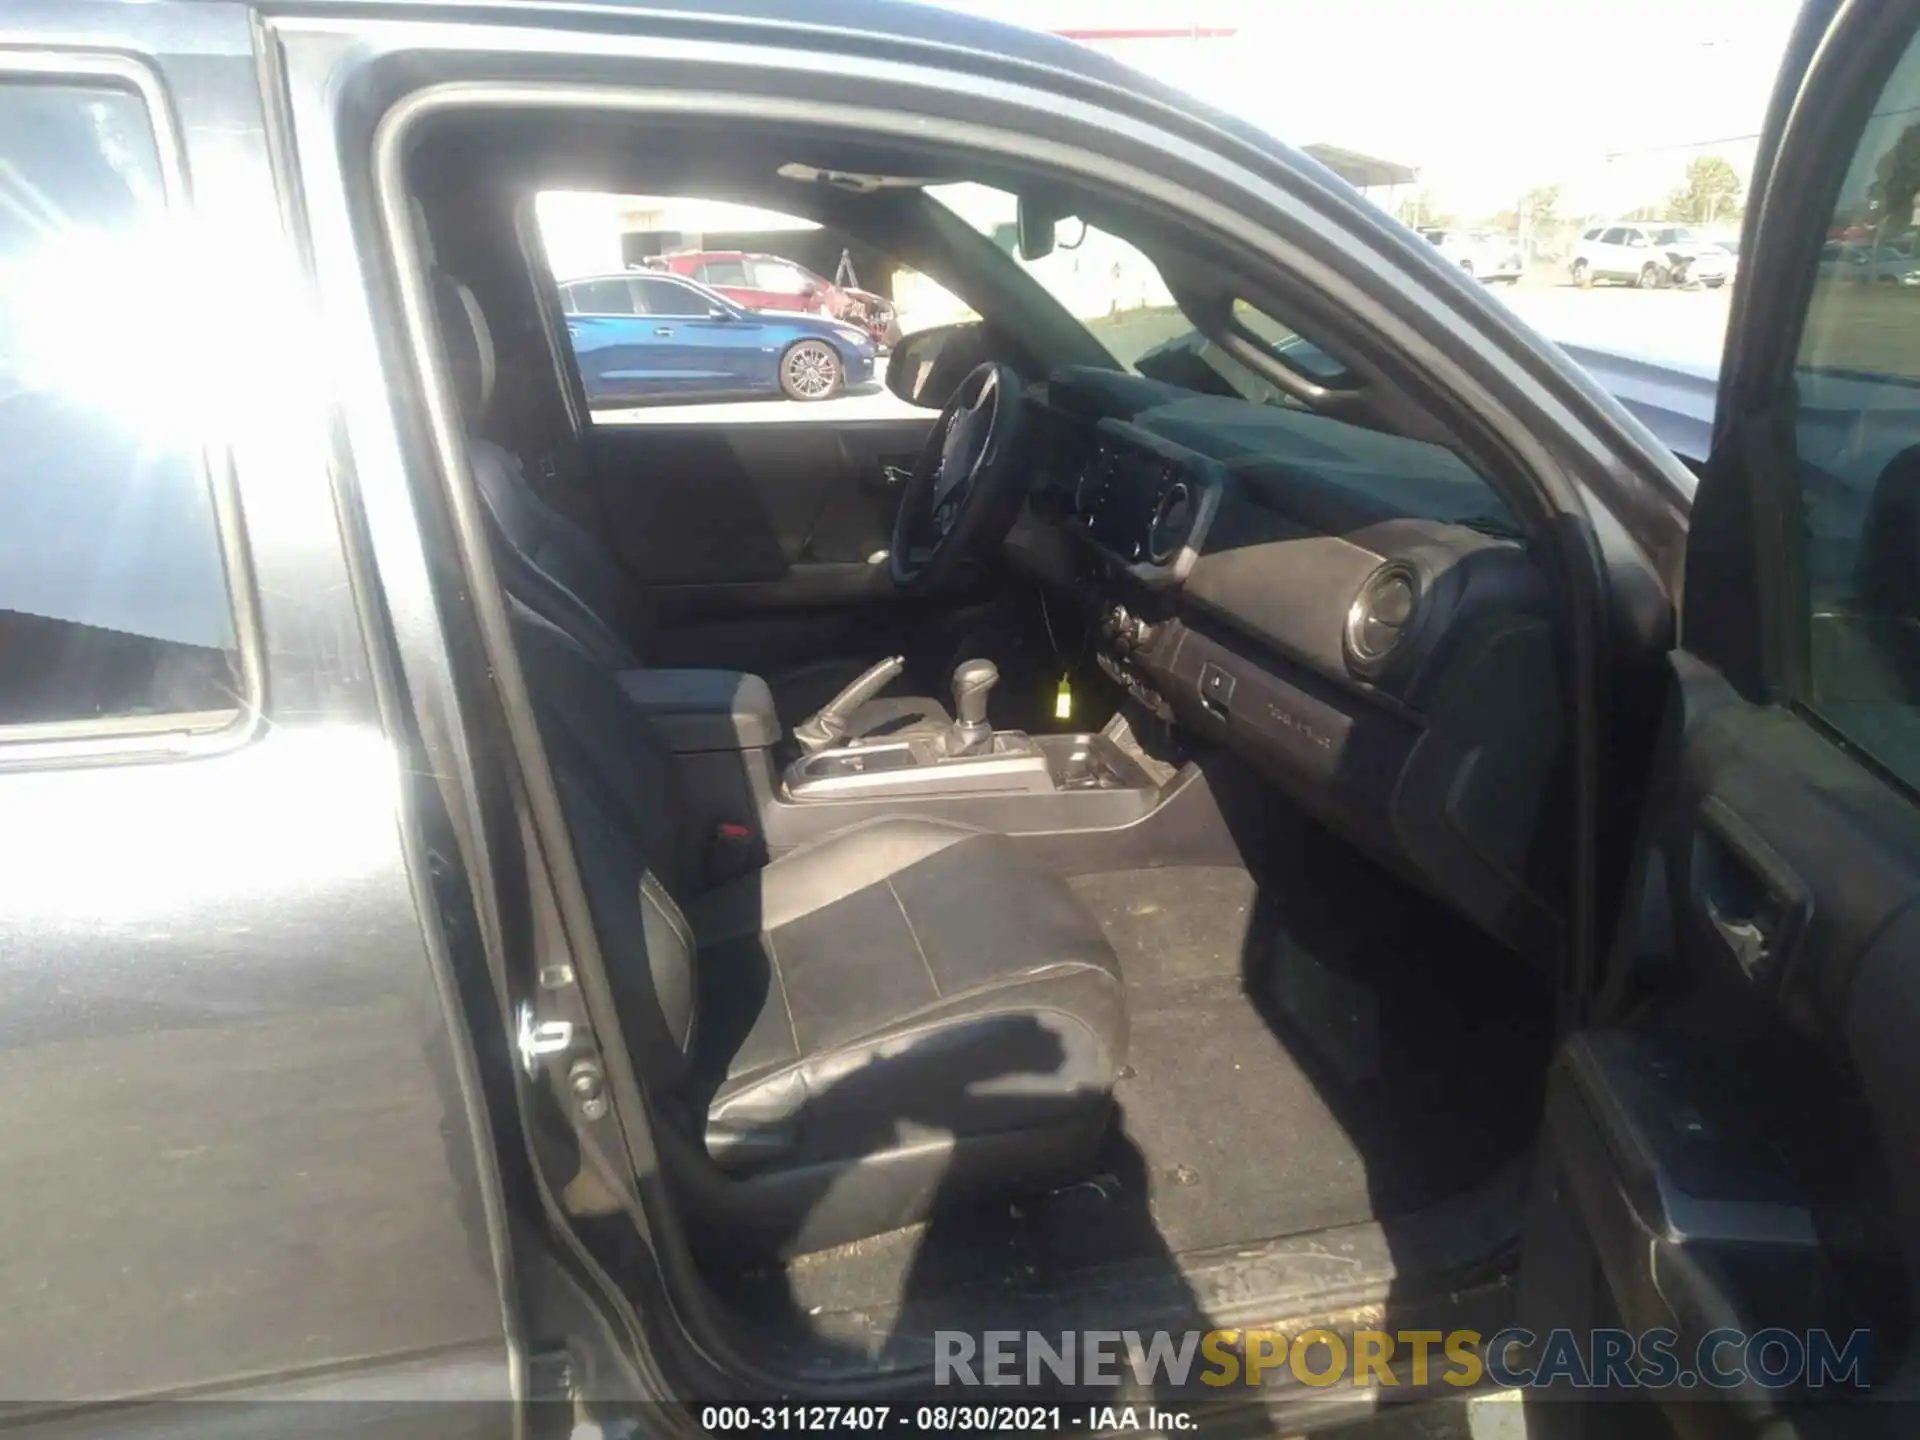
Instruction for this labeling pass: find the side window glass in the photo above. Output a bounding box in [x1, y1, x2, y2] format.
[570, 278, 636, 314]
[700, 259, 749, 287]
[1795, 27, 1920, 787]
[637, 277, 700, 316]
[751, 259, 810, 294]
[0, 79, 241, 733]
[537, 192, 896, 425]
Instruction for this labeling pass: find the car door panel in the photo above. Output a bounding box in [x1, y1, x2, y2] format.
[679, 314, 777, 392]
[570, 312, 678, 399]
[1522, 674, 1914, 1433]
[1521, 1, 1920, 1426]
[584, 415, 931, 595]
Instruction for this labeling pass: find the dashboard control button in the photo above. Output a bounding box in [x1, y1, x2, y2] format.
[1199, 662, 1236, 712]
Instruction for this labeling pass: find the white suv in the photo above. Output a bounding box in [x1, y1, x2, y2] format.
[1571, 223, 1731, 289]
[1417, 227, 1524, 283]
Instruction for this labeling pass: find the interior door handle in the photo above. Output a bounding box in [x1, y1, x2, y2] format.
[1701, 895, 1771, 975]
[1689, 797, 1810, 986]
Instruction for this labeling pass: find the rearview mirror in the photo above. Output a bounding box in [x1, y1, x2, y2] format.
[1016, 193, 1073, 261]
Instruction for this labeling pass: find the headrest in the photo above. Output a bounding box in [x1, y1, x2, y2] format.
[432, 273, 495, 420]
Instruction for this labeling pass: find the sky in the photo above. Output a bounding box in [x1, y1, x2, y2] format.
[926, 0, 1804, 220]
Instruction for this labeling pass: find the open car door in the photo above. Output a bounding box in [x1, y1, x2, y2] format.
[1518, 1, 1920, 1433]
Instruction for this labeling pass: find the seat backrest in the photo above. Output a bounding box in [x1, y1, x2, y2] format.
[508, 599, 702, 1096]
[470, 439, 645, 670]
[432, 273, 653, 669]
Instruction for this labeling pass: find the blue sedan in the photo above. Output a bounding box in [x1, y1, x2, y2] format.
[559, 271, 876, 404]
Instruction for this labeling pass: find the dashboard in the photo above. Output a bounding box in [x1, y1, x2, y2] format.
[1017, 366, 1568, 957]
[1057, 421, 1224, 583]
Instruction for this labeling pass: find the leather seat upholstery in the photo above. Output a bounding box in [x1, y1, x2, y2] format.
[432, 274, 949, 734]
[509, 600, 1127, 1258]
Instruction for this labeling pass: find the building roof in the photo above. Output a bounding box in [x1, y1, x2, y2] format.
[1302, 144, 1419, 189]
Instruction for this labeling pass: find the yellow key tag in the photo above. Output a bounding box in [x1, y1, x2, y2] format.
[1054, 675, 1074, 721]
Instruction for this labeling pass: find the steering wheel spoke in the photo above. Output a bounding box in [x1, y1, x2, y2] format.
[888, 362, 1026, 592]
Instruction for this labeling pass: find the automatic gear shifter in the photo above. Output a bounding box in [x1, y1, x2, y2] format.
[943, 659, 998, 756]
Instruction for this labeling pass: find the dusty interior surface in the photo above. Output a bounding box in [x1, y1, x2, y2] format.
[708, 845, 1553, 1359]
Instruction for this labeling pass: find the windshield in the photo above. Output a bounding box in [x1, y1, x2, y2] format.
[924, 183, 1193, 369]
[923, 181, 1341, 404]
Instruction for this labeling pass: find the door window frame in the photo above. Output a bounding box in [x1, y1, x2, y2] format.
[1688, 0, 1920, 790]
[0, 48, 263, 764]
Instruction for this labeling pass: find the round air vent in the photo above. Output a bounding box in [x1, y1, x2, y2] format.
[1146, 481, 1194, 564]
[1345, 561, 1421, 673]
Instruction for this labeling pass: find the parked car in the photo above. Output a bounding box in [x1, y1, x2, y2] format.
[649, 249, 903, 348]
[1818, 234, 1920, 285]
[559, 270, 875, 402]
[1417, 226, 1524, 282]
[1570, 220, 1731, 288]
[1708, 237, 1740, 285]
[2, 0, 1916, 1435]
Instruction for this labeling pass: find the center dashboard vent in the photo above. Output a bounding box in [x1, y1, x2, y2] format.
[1146, 477, 1195, 564]
[1344, 561, 1422, 675]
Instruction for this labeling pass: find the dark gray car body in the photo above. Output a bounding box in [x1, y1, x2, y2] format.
[0, 0, 1725, 1427]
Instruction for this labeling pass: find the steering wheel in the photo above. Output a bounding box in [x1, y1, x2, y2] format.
[890, 362, 1028, 592]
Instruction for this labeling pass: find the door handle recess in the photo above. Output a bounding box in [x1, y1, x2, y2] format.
[1688, 797, 1810, 986]
[1700, 896, 1770, 974]
[653, 326, 675, 336]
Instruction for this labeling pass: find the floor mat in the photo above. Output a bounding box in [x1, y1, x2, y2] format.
[1068, 864, 1553, 1256]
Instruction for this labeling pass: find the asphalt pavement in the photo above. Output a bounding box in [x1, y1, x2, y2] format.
[1496, 278, 1732, 375]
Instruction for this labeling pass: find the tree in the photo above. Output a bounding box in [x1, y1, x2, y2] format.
[1868, 122, 1920, 240]
[1519, 183, 1562, 232]
[1665, 155, 1743, 225]
[1394, 189, 1451, 229]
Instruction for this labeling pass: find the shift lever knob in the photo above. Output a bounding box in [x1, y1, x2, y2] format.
[952, 659, 998, 727]
[944, 659, 998, 756]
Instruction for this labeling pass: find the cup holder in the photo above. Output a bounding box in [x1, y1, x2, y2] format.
[1040, 734, 1134, 791]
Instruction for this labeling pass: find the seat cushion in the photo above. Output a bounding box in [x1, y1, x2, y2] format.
[685, 818, 1126, 1180]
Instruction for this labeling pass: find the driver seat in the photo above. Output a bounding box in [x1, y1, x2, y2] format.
[433, 275, 949, 737]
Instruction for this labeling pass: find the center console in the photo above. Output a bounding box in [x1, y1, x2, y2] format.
[781, 658, 1142, 802]
[783, 728, 1147, 801]
[618, 655, 1187, 861]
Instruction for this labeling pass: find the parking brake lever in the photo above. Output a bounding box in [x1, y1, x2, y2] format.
[792, 655, 905, 754]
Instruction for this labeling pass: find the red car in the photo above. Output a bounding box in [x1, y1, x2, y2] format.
[648, 249, 902, 348]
